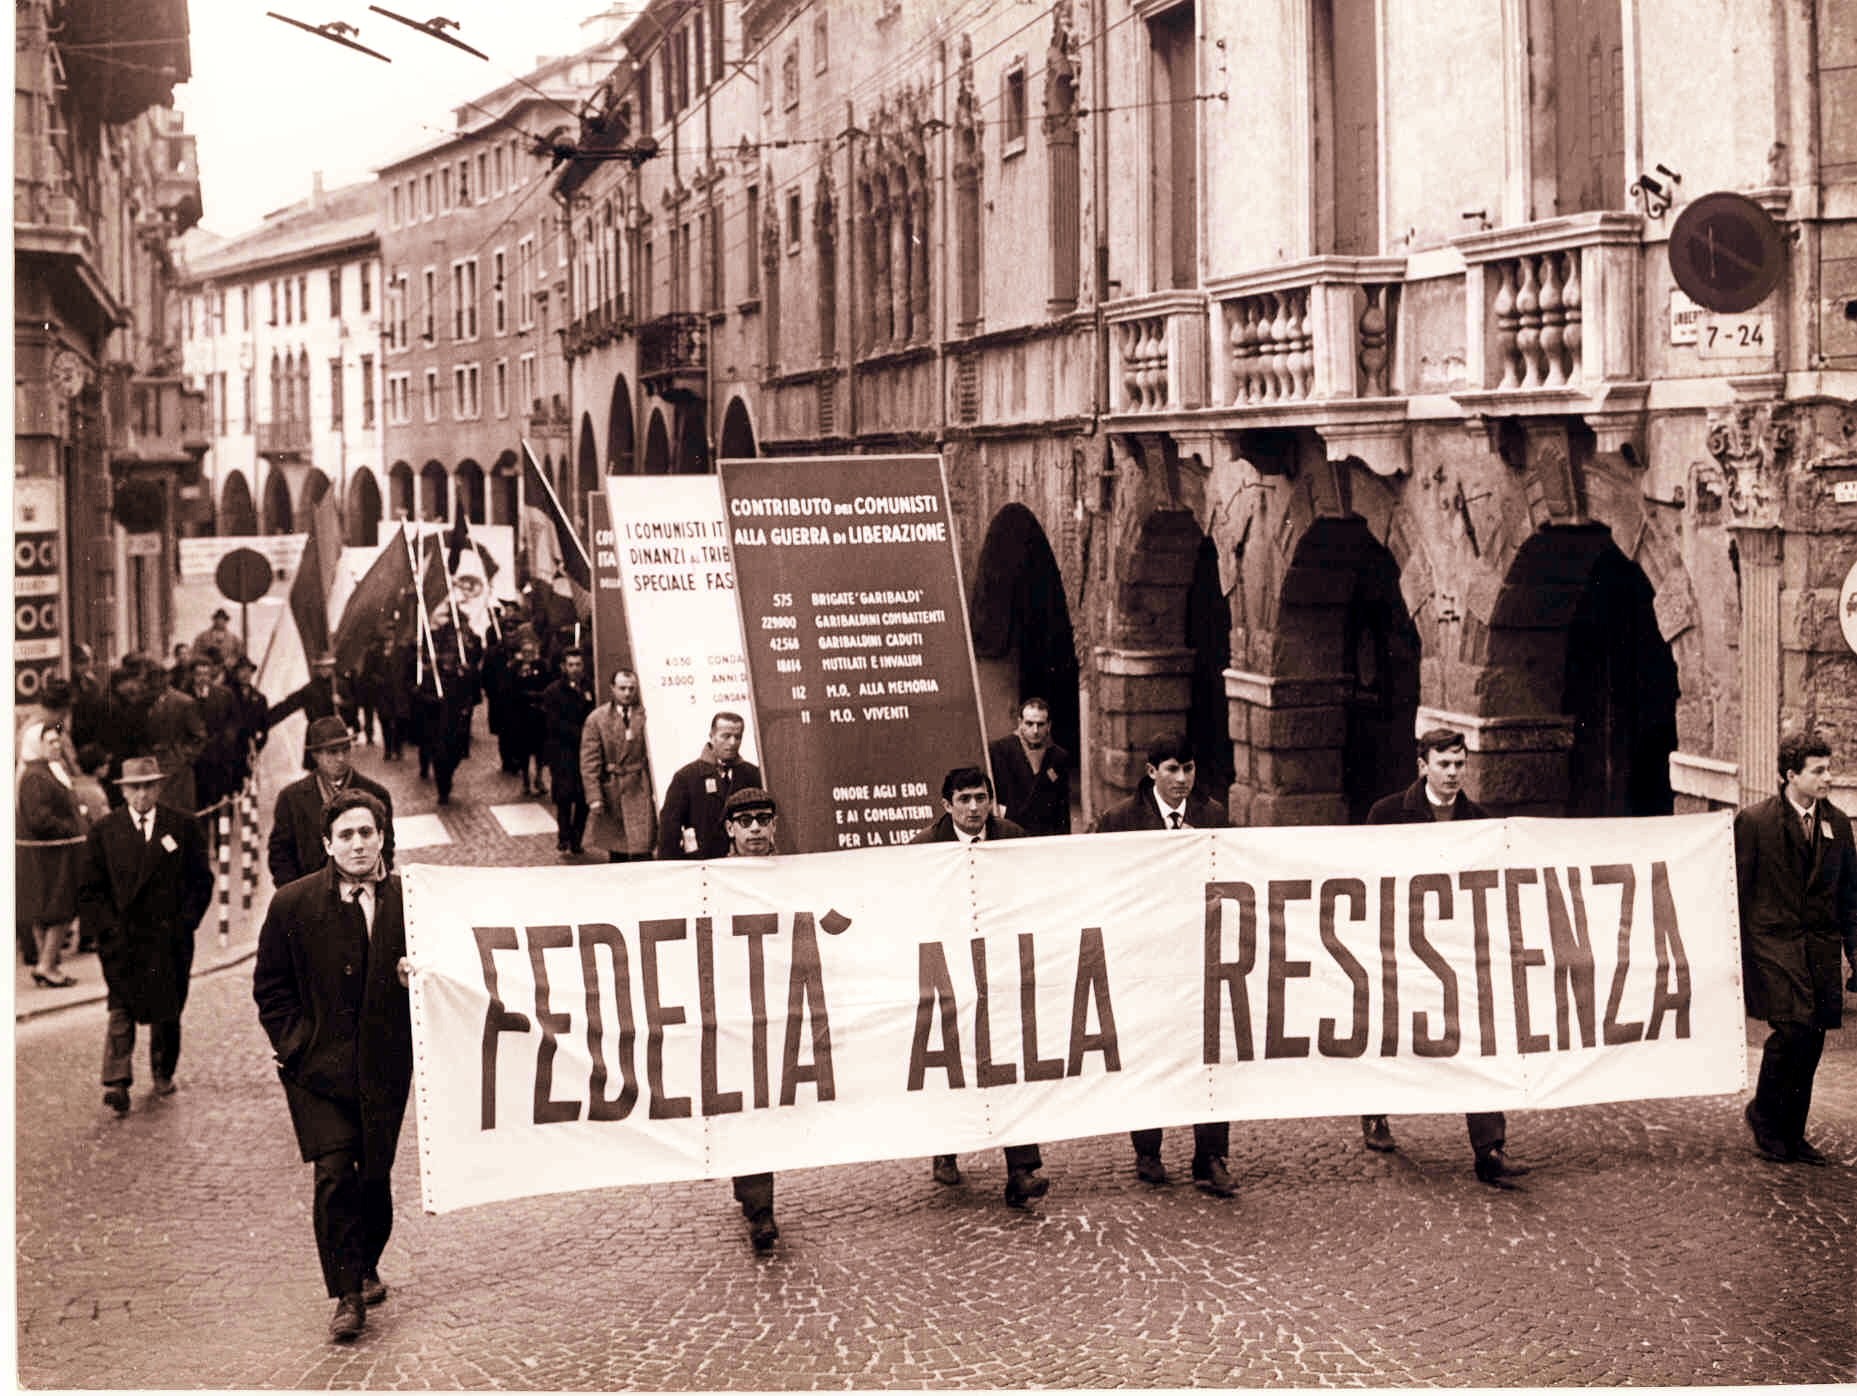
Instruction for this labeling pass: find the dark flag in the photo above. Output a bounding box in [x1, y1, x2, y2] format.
[519, 438, 592, 602]
[331, 524, 415, 673]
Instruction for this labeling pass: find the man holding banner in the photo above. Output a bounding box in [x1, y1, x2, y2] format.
[1093, 732, 1237, 1199]
[721, 785, 785, 1252]
[1360, 727, 1526, 1187]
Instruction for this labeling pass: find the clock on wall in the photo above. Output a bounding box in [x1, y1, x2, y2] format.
[1668, 191, 1785, 314]
[49, 347, 89, 399]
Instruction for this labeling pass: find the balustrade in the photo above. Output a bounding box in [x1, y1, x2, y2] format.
[1103, 292, 1206, 414]
[1489, 249, 1582, 389]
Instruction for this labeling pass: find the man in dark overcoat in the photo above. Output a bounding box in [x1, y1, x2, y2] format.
[253, 788, 413, 1342]
[656, 711, 759, 860]
[911, 765, 1050, 1207]
[186, 655, 243, 813]
[987, 697, 1072, 836]
[269, 717, 395, 889]
[76, 756, 213, 1112]
[540, 650, 595, 857]
[1736, 731, 1856, 1165]
[1092, 731, 1236, 1198]
[1359, 726, 1527, 1187]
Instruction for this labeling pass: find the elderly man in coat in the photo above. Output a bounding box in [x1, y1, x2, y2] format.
[76, 755, 213, 1113]
[1736, 731, 1857, 1166]
[580, 667, 656, 862]
[254, 788, 413, 1342]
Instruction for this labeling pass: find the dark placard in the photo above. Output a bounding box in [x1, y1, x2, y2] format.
[719, 454, 986, 854]
[587, 491, 632, 684]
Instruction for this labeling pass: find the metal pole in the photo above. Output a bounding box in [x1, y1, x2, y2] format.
[215, 804, 231, 946]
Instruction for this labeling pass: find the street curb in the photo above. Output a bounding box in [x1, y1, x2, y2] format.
[14, 944, 260, 1024]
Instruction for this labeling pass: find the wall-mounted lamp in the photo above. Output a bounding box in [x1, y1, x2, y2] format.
[1630, 164, 1682, 219]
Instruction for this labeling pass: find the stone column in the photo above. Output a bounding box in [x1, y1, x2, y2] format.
[1225, 669, 1351, 826]
[1733, 526, 1783, 803]
[1416, 705, 1576, 817]
[1043, 0, 1080, 316]
[1093, 646, 1195, 802]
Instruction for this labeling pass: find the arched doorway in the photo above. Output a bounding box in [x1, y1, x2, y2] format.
[490, 450, 519, 525]
[606, 377, 635, 474]
[718, 396, 756, 459]
[302, 468, 331, 508]
[1185, 536, 1234, 802]
[419, 461, 449, 521]
[261, 468, 293, 534]
[676, 404, 709, 474]
[576, 415, 599, 543]
[346, 467, 383, 546]
[455, 459, 486, 523]
[220, 471, 258, 535]
[388, 462, 414, 522]
[970, 504, 1080, 756]
[1488, 525, 1679, 817]
[642, 409, 671, 474]
[1273, 517, 1420, 823]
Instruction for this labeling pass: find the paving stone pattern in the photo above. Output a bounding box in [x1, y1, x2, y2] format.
[15, 724, 1857, 1389]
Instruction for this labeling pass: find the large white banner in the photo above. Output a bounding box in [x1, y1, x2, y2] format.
[604, 475, 759, 804]
[402, 813, 1745, 1214]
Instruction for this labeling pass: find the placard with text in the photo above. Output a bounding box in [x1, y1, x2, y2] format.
[718, 455, 987, 854]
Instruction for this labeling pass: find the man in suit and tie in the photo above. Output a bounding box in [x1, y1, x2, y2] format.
[657, 710, 760, 860]
[1092, 731, 1236, 1198]
[253, 789, 413, 1342]
[1736, 731, 1856, 1166]
[268, 717, 395, 889]
[1358, 726, 1527, 1187]
[76, 755, 213, 1113]
[988, 697, 1072, 837]
[912, 765, 1051, 1207]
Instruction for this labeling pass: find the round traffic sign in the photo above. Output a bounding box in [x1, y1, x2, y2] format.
[1840, 560, 1857, 657]
[216, 547, 274, 604]
[1668, 191, 1785, 314]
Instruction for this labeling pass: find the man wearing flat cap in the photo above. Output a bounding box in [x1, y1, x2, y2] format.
[76, 755, 213, 1114]
[720, 786, 784, 1252]
[268, 717, 395, 889]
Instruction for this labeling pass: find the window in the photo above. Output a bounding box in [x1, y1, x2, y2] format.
[452, 258, 478, 340]
[493, 144, 505, 195]
[182, 296, 193, 341]
[441, 165, 453, 213]
[269, 280, 278, 325]
[475, 152, 487, 202]
[745, 185, 761, 297]
[242, 371, 254, 431]
[283, 279, 293, 324]
[639, 55, 654, 129]
[329, 267, 343, 319]
[759, 58, 771, 114]
[360, 353, 376, 427]
[387, 371, 409, 424]
[814, 11, 828, 72]
[516, 236, 536, 329]
[493, 359, 509, 418]
[452, 363, 480, 420]
[785, 189, 801, 254]
[422, 268, 437, 342]
[458, 157, 471, 205]
[298, 276, 309, 321]
[390, 183, 402, 227]
[330, 357, 345, 430]
[423, 367, 440, 421]
[215, 371, 228, 433]
[781, 43, 799, 110]
[701, 206, 722, 311]
[422, 172, 434, 219]
[240, 286, 250, 330]
[692, 9, 707, 94]
[670, 221, 686, 309]
[389, 272, 409, 350]
[492, 249, 508, 334]
[518, 353, 536, 415]
[1002, 63, 1027, 155]
[641, 238, 654, 319]
[359, 262, 373, 314]
[212, 289, 226, 334]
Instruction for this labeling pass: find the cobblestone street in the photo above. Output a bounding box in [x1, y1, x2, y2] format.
[15, 730, 1857, 1389]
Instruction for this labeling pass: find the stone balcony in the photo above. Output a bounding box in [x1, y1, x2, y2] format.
[1103, 291, 1208, 414]
[1452, 211, 1648, 451]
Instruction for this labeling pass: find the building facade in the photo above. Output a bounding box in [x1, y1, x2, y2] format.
[14, 0, 204, 687]
[175, 178, 384, 544]
[555, 0, 1857, 820]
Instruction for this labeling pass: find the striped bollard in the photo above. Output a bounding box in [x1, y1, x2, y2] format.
[240, 778, 259, 909]
[216, 805, 232, 946]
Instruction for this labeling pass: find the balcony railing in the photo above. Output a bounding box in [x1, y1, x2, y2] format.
[1103, 292, 1207, 414]
[1209, 257, 1406, 407]
[256, 418, 312, 457]
[639, 312, 707, 399]
[108, 375, 210, 464]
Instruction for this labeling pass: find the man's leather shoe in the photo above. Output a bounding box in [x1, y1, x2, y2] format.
[747, 1212, 779, 1252]
[1745, 1102, 1793, 1163]
[361, 1272, 388, 1305]
[328, 1294, 366, 1342]
[1791, 1138, 1831, 1167]
[1192, 1156, 1236, 1198]
[1474, 1147, 1530, 1186]
[1361, 1115, 1397, 1152]
[152, 1077, 176, 1097]
[1004, 1169, 1049, 1209]
[103, 1086, 129, 1116]
[1134, 1153, 1168, 1186]
[931, 1155, 962, 1186]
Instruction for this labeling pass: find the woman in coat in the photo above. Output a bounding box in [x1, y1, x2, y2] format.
[17, 753, 87, 985]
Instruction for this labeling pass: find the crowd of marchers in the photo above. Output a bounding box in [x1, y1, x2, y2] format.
[19, 617, 1854, 1346]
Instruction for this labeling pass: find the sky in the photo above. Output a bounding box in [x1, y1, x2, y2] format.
[176, 1, 630, 236]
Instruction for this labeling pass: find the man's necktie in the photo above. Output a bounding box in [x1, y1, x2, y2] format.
[1168, 811, 1184, 830]
[139, 813, 154, 842]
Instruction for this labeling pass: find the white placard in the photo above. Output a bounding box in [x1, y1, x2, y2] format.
[1668, 288, 1702, 345]
[604, 475, 759, 806]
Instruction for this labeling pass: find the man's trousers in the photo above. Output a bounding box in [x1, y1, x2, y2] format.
[1752, 1020, 1826, 1145]
[1130, 1122, 1229, 1161]
[101, 1000, 181, 1086]
[311, 1146, 395, 1299]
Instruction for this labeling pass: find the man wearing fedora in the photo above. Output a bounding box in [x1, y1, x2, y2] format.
[76, 755, 213, 1113]
[270, 653, 343, 769]
[269, 717, 395, 890]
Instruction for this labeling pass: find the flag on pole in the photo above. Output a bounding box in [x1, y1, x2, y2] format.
[519, 439, 592, 617]
[260, 489, 342, 704]
[331, 523, 416, 673]
[444, 513, 497, 640]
